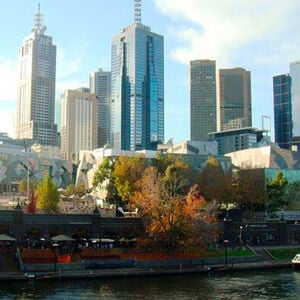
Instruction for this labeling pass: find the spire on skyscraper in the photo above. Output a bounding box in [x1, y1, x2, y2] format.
[134, 0, 142, 23]
[34, 3, 47, 34]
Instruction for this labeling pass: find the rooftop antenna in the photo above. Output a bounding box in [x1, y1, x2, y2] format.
[34, 3, 47, 34]
[134, 0, 142, 24]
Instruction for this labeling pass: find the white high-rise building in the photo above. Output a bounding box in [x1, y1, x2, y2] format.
[15, 5, 58, 146]
[89, 68, 111, 148]
[110, 1, 164, 151]
[60, 88, 98, 162]
[290, 61, 300, 149]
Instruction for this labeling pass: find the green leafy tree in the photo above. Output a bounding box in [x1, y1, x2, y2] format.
[283, 181, 300, 210]
[36, 174, 60, 213]
[267, 171, 288, 211]
[113, 155, 147, 203]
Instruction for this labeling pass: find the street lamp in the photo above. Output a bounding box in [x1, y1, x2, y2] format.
[224, 239, 229, 268]
[52, 243, 59, 273]
[239, 225, 243, 246]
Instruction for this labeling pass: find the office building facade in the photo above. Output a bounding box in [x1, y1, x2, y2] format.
[290, 61, 300, 150]
[273, 74, 292, 150]
[190, 60, 217, 141]
[111, 22, 164, 151]
[15, 5, 58, 146]
[60, 88, 98, 162]
[219, 68, 252, 131]
[89, 68, 111, 148]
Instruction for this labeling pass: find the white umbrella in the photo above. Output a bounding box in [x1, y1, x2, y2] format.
[0, 234, 16, 241]
[51, 234, 75, 242]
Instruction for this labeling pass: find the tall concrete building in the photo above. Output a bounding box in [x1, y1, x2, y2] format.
[273, 74, 292, 150]
[110, 1, 164, 151]
[219, 68, 252, 131]
[15, 5, 58, 146]
[290, 61, 300, 150]
[60, 88, 98, 162]
[190, 59, 216, 141]
[89, 68, 111, 148]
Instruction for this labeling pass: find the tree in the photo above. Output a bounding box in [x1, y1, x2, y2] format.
[283, 181, 300, 210]
[132, 163, 218, 251]
[267, 171, 288, 211]
[113, 155, 147, 203]
[27, 191, 37, 214]
[235, 168, 267, 212]
[92, 157, 118, 202]
[198, 156, 233, 205]
[36, 174, 60, 213]
[19, 178, 38, 195]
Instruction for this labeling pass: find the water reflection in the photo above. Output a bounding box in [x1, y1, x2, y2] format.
[0, 269, 299, 299]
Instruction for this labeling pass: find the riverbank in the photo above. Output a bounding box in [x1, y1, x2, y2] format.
[0, 258, 293, 282]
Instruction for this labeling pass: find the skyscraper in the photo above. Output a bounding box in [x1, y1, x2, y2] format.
[219, 68, 252, 131]
[60, 88, 98, 162]
[89, 68, 111, 148]
[273, 74, 292, 150]
[15, 5, 58, 146]
[110, 1, 164, 151]
[190, 59, 216, 141]
[290, 61, 300, 150]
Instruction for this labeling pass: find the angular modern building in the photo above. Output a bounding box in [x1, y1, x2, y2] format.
[219, 68, 252, 131]
[190, 60, 217, 141]
[273, 74, 292, 150]
[60, 88, 98, 162]
[15, 5, 58, 146]
[290, 61, 300, 150]
[89, 68, 111, 148]
[110, 4, 164, 151]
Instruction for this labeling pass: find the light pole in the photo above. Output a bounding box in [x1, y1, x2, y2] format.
[224, 239, 229, 268]
[239, 225, 243, 246]
[52, 243, 58, 273]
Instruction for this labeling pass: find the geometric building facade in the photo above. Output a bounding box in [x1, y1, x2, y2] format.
[15, 5, 58, 146]
[273, 74, 292, 150]
[190, 59, 217, 141]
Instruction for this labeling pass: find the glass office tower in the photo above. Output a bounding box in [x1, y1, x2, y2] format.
[190, 60, 217, 141]
[90, 68, 111, 148]
[15, 5, 58, 146]
[273, 74, 292, 150]
[111, 23, 164, 151]
[219, 68, 252, 131]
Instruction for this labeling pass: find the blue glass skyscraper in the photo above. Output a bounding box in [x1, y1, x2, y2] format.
[273, 74, 292, 149]
[111, 17, 164, 150]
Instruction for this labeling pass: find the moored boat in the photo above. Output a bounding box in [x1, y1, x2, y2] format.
[292, 254, 300, 269]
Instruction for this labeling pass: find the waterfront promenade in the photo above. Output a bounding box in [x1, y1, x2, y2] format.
[0, 247, 293, 282]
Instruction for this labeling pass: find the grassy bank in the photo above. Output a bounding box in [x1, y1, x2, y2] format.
[268, 247, 300, 260]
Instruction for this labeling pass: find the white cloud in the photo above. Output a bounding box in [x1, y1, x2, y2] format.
[0, 57, 17, 102]
[0, 109, 15, 138]
[155, 0, 300, 67]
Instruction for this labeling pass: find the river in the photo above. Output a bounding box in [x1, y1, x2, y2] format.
[0, 269, 299, 299]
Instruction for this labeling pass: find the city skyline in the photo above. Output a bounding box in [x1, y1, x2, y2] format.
[1, 0, 300, 143]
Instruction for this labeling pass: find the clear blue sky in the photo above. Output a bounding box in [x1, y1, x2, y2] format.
[1, 0, 300, 143]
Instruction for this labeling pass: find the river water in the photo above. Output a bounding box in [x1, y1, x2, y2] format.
[0, 269, 299, 299]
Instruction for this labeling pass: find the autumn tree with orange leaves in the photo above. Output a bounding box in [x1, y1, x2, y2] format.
[132, 161, 218, 251]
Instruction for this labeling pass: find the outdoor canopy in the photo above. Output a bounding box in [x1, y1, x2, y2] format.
[0, 234, 16, 241]
[51, 234, 75, 242]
